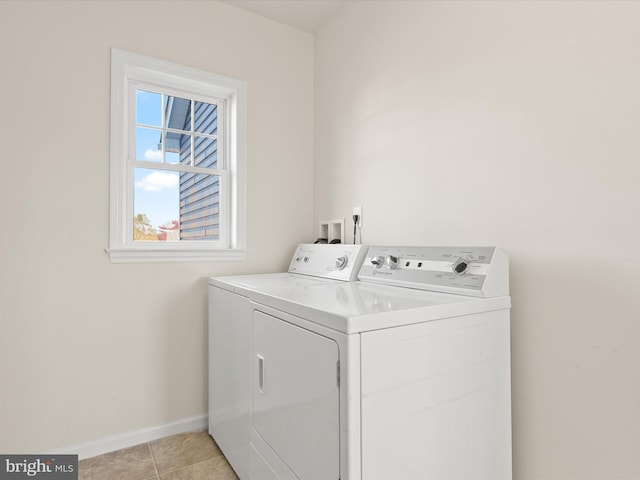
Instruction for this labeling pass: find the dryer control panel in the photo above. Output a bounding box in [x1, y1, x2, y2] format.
[288, 244, 369, 281]
[359, 246, 509, 297]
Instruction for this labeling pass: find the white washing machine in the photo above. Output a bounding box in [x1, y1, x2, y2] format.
[209, 244, 512, 480]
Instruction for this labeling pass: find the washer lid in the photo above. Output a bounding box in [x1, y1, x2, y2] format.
[247, 280, 510, 334]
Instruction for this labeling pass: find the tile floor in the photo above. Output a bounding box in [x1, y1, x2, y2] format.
[78, 431, 238, 480]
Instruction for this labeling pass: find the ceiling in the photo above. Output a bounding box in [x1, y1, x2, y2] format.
[219, 0, 347, 33]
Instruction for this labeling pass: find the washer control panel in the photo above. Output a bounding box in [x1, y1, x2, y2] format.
[359, 246, 509, 297]
[288, 244, 369, 281]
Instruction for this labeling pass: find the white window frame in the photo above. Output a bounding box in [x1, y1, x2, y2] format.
[107, 49, 247, 263]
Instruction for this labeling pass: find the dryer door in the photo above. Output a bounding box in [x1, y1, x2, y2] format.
[252, 310, 340, 480]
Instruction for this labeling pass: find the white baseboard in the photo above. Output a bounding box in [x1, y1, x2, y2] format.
[46, 414, 208, 460]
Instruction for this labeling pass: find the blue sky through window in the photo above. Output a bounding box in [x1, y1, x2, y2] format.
[135, 90, 179, 234]
[136, 90, 161, 126]
[134, 168, 179, 230]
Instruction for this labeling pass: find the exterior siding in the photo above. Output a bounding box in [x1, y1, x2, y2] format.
[178, 101, 220, 240]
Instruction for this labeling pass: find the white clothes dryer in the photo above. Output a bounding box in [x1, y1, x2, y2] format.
[208, 244, 369, 480]
[208, 245, 512, 480]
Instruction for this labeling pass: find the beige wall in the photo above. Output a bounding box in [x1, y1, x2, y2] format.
[0, 1, 314, 452]
[315, 1, 640, 478]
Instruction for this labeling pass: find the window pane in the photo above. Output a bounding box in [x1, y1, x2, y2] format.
[179, 172, 221, 241]
[194, 136, 218, 168]
[134, 168, 180, 241]
[133, 168, 221, 242]
[165, 95, 192, 131]
[194, 101, 218, 135]
[166, 151, 181, 165]
[136, 90, 162, 127]
[164, 130, 191, 165]
[136, 127, 163, 162]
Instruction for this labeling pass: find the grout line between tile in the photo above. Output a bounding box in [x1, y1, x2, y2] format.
[147, 442, 161, 479]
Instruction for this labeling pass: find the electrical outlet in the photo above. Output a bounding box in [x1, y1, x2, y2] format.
[352, 206, 363, 228]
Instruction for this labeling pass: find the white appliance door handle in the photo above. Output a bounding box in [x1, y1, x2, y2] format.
[257, 354, 265, 394]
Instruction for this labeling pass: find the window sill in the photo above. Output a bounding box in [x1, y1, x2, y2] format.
[105, 247, 248, 263]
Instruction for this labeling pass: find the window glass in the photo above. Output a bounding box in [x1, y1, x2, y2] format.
[194, 100, 218, 135]
[195, 137, 218, 168]
[134, 168, 180, 241]
[165, 149, 181, 165]
[164, 130, 191, 163]
[136, 127, 162, 162]
[179, 173, 221, 241]
[133, 89, 224, 242]
[165, 95, 191, 131]
[136, 90, 162, 127]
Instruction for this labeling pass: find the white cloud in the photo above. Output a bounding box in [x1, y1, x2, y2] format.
[144, 148, 163, 161]
[135, 171, 179, 192]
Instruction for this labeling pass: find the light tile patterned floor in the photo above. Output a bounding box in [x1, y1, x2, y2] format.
[78, 431, 238, 480]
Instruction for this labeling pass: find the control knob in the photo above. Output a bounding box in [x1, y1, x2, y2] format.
[370, 256, 385, 268]
[335, 256, 348, 270]
[452, 258, 469, 275]
[384, 255, 399, 269]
